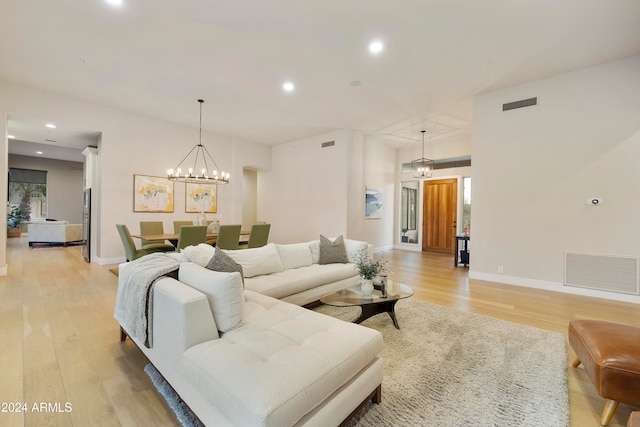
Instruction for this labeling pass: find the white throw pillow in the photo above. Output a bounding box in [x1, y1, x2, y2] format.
[178, 262, 244, 333]
[181, 243, 216, 267]
[344, 239, 368, 263]
[276, 243, 313, 270]
[223, 243, 284, 278]
[309, 240, 321, 264]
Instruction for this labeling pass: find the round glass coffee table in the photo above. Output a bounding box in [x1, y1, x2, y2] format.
[320, 281, 413, 329]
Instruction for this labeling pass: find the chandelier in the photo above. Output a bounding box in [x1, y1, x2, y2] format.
[167, 99, 230, 184]
[411, 130, 434, 179]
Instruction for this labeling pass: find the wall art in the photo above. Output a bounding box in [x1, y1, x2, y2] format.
[185, 182, 217, 213]
[365, 186, 382, 219]
[133, 175, 174, 212]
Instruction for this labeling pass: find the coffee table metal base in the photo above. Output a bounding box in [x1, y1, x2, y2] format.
[354, 299, 401, 329]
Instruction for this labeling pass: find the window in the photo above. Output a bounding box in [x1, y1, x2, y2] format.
[8, 168, 48, 220]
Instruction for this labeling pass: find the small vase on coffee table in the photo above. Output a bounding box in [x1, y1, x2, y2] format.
[361, 277, 374, 297]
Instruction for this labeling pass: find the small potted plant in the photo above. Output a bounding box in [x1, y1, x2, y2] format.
[7, 205, 26, 238]
[354, 249, 387, 296]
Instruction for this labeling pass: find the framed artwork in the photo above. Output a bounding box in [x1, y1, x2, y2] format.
[365, 186, 382, 219]
[185, 182, 217, 213]
[133, 175, 174, 212]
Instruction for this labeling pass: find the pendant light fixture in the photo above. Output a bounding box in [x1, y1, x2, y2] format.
[167, 99, 230, 184]
[411, 130, 434, 179]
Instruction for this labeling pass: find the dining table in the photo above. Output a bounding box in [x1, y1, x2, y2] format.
[131, 230, 251, 247]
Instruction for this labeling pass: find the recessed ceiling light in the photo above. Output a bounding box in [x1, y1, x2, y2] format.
[282, 81, 295, 92]
[7, 134, 15, 139]
[369, 40, 384, 55]
[36, 151, 43, 155]
[46, 123, 56, 128]
[105, 0, 123, 6]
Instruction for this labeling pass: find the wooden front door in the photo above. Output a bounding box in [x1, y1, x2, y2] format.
[422, 178, 457, 253]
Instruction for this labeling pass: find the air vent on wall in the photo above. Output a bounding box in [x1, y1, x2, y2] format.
[503, 97, 537, 111]
[564, 252, 640, 295]
[321, 141, 335, 148]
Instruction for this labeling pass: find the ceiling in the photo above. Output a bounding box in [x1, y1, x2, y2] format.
[2, 0, 640, 158]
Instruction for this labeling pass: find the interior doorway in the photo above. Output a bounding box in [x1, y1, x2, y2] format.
[422, 178, 457, 254]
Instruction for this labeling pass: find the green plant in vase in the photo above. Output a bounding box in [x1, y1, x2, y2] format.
[7, 205, 26, 237]
[354, 249, 388, 296]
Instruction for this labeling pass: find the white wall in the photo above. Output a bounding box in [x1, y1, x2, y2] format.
[362, 136, 396, 250]
[242, 168, 258, 227]
[470, 54, 640, 303]
[0, 79, 272, 266]
[9, 154, 84, 223]
[259, 130, 397, 250]
[258, 130, 350, 244]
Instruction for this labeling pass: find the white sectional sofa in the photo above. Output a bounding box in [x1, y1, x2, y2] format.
[222, 238, 368, 306]
[28, 220, 83, 247]
[115, 253, 384, 426]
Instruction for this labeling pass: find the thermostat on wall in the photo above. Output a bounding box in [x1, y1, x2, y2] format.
[587, 198, 603, 206]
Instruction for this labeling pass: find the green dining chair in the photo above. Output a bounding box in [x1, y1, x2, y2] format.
[176, 225, 207, 252]
[215, 224, 242, 250]
[239, 223, 271, 249]
[140, 221, 175, 252]
[116, 224, 160, 261]
[173, 220, 193, 233]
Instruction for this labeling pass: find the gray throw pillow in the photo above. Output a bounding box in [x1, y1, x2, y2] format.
[319, 235, 348, 264]
[206, 248, 245, 286]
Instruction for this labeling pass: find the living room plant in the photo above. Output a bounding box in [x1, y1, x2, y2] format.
[7, 205, 26, 238]
[354, 249, 388, 296]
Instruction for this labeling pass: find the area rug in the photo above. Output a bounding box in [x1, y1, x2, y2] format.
[144, 364, 203, 427]
[315, 299, 570, 427]
[145, 299, 569, 427]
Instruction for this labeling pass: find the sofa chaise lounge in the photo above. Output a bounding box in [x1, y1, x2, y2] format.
[115, 253, 384, 427]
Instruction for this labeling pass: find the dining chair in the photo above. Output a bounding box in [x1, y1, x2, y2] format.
[240, 223, 271, 249]
[173, 220, 194, 233]
[215, 224, 242, 250]
[140, 221, 175, 252]
[116, 224, 161, 261]
[176, 225, 207, 252]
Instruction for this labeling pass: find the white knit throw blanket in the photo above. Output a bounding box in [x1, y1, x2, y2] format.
[113, 253, 179, 348]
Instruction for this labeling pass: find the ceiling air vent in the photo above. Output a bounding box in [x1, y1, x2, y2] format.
[503, 97, 537, 111]
[321, 141, 335, 148]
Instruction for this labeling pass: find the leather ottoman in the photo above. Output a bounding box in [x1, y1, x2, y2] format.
[569, 320, 640, 426]
[629, 412, 640, 427]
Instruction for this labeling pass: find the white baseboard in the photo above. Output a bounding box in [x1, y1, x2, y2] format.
[469, 270, 640, 304]
[96, 255, 125, 266]
[393, 244, 422, 252]
[372, 245, 394, 253]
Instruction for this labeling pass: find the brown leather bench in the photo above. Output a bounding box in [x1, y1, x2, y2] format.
[569, 320, 640, 426]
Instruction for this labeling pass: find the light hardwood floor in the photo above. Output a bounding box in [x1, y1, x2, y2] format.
[1, 236, 638, 426]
